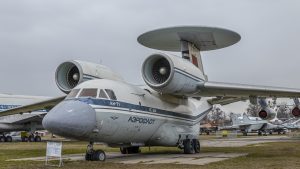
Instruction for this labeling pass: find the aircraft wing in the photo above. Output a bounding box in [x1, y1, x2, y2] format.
[0, 96, 65, 117]
[197, 81, 300, 98]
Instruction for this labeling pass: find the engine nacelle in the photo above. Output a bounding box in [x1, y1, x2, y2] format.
[55, 60, 123, 93]
[291, 106, 300, 117]
[258, 107, 276, 120]
[142, 53, 206, 95]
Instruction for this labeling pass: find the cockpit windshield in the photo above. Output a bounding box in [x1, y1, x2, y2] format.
[78, 88, 98, 98]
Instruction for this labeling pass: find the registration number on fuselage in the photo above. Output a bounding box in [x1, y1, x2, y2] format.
[128, 116, 155, 124]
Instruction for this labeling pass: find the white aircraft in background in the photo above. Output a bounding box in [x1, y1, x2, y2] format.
[224, 113, 287, 136]
[0, 93, 52, 142]
[2, 26, 300, 162]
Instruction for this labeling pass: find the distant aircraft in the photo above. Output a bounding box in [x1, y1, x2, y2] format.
[0, 93, 50, 142]
[225, 113, 286, 135]
[2, 26, 300, 161]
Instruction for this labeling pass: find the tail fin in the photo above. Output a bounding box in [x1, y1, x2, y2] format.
[230, 113, 241, 125]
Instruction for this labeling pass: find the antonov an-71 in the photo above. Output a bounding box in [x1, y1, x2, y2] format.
[2, 26, 300, 161]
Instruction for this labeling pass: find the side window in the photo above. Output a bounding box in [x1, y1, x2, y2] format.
[105, 89, 117, 100]
[66, 89, 80, 99]
[79, 88, 97, 98]
[99, 89, 108, 99]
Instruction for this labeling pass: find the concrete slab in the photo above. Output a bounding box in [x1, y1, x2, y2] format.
[8, 152, 247, 166]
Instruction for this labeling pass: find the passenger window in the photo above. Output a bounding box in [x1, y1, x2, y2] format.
[79, 88, 97, 98]
[105, 89, 117, 100]
[99, 89, 108, 99]
[66, 89, 80, 98]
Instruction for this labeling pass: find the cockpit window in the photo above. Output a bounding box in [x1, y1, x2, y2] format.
[66, 89, 80, 99]
[99, 89, 108, 99]
[79, 88, 97, 98]
[105, 89, 117, 100]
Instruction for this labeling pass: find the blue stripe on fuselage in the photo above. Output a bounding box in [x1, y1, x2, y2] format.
[70, 98, 210, 121]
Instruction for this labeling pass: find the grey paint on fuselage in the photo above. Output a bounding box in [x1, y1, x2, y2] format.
[43, 79, 212, 147]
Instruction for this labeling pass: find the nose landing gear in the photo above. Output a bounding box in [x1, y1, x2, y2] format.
[85, 142, 106, 161]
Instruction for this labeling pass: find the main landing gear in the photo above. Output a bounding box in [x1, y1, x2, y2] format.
[120, 146, 140, 154]
[85, 142, 106, 161]
[183, 139, 200, 154]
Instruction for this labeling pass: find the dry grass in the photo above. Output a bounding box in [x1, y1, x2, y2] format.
[1, 141, 300, 169]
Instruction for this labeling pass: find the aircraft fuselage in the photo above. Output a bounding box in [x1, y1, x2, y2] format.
[43, 79, 212, 147]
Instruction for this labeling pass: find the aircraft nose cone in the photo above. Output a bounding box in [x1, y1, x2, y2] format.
[42, 100, 96, 139]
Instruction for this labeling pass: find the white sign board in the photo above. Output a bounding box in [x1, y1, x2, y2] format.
[46, 142, 62, 157]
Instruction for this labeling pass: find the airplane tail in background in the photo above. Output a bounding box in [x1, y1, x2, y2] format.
[230, 113, 241, 125]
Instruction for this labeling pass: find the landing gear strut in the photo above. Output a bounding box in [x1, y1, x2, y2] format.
[120, 146, 140, 154]
[85, 142, 106, 161]
[183, 139, 200, 154]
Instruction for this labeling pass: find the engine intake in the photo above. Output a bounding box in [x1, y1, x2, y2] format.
[142, 53, 205, 95]
[56, 60, 123, 94]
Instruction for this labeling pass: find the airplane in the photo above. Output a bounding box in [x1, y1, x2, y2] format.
[2, 26, 300, 161]
[225, 113, 288, 136]
[0, 93, 50, 142]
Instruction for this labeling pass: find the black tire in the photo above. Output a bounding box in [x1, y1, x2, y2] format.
[120, 147, 128, 154]
[132, 146, 140, 153]
[34, 136, 41, 142]
[28, 136, 35, 142]
[6, 136, 12, 142]
[85, 152, 92, 161]
[243, 132, 247, 136]
[193, 139, 200, 153]
[93, 150, 106, 161]
[183, 139, 195, 154]
[0, 136, 5, 142]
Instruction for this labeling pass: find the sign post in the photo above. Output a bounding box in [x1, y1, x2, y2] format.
[45, 141, 63, 167]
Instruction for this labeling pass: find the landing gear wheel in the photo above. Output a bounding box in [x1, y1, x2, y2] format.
[93, 150, 106, 161]
[6, 136, 12, 142]
[193, 139, 200, 153]
[21, 136, 28, 142]
[34, 136, 41, 142]
[258, 131, 262, 136]
[120, 147, 127, 154]
[183, 139, 195, 154]
[120, 146, 140, 154]
[243, 132, 247, 136]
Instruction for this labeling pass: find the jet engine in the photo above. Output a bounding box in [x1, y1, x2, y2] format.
[291, 106, 300, 117]
[55, 60, 123, 93]
[258, 107, 276, 120]
[142, 53, 206, 95]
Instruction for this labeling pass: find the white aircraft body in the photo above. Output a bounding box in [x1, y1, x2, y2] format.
[0, 94, 50, 142]
[2, 26, 300, 161]
[225, 113, 285, 135]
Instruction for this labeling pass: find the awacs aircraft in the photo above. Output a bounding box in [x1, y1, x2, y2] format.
[2, 26, 300, 161]
[0, 93, 51, 142]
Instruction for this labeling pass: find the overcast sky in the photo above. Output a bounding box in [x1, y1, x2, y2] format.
[0, 0, 299, 97]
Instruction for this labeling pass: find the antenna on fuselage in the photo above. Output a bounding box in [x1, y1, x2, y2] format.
[137, 26, 241, 81]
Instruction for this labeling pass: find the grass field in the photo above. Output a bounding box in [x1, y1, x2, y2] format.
[1, 140, 300, 169]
